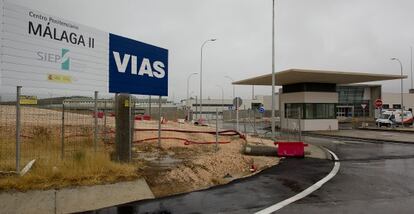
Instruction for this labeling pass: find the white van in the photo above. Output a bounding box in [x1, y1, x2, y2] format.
[376, 110, 413, 127]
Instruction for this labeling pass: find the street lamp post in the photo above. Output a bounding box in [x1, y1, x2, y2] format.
[225, 75, 239, 131]
[410, 46, 413, 92]
[216, 85, 224, 113]
[187, 73, 198, 121]
[224, 76, 235, 99]
[391, 57, 404, 127]
[200, 39, 217, 121]
[271, 0, 276, 140]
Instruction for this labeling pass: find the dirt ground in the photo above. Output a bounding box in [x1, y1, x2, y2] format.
[132, 120, 279, 197]
[0, 105, 279, 196]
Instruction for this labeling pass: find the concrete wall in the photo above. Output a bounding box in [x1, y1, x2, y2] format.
[262, 94, 280, 111]
[283, 119, 338, 132]
[280, 91, 338, 131]
[144, 107, 185, 120]
[184, 98, 265, 114]
[382, 92, 414, 110]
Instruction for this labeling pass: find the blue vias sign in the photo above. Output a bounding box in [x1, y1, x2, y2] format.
[109, 33, 169, 96]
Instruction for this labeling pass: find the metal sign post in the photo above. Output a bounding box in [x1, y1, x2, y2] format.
[361, 104, 367, 128]
[233, 97, 242, 132]
[374, 99, 382, 128]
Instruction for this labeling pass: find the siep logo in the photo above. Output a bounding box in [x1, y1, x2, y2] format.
[61, 48, 70, 70]
[109, 33, 168, 96]
[37, 48, 70, 71]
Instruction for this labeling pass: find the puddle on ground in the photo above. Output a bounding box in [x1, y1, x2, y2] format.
[134, 151, 183, 170]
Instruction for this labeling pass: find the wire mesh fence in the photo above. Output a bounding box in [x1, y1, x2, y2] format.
[0, 87, 193, 172]
[0, 89, 111, 172]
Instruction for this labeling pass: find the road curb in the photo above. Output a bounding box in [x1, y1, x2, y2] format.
[358, 127, 414, 134]
[304, 132, 414, 145]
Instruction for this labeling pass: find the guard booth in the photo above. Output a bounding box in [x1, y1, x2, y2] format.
[233, 69, 406, 131]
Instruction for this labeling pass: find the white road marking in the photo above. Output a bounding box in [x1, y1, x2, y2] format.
[332, 140, 345, 144]
[255, 149, 340, 214]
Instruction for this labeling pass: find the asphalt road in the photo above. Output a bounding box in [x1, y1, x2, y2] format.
[84, 136, 414, 214]
[278, 137, 414, 214]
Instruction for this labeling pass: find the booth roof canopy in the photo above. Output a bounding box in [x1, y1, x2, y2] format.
[233, 69, 407, 86]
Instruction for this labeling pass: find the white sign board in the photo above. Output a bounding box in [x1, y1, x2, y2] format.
[0, 0, 108, 96]
[0, 0, 169, 99]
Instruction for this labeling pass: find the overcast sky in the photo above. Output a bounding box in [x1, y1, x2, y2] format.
[14, 0, 414, 101]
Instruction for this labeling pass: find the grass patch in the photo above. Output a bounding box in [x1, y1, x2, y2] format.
[0, 125, 140, 192]
[0, 151, 139, 191]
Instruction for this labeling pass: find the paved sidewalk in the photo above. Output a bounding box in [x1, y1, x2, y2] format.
[359, 126, 414, 133]
[308, 129, 414, 144]
[0, 179, 154, 214]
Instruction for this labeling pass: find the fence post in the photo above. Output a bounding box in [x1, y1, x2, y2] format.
[195, 96, 198, 120]
[298, 107, 302, 142]
[148, 95, 152, 116]
[287, 111, 290, 142]
[243, 105, 247, 134]
[15, 86, 22, 172]
[253, 109, 256, 135]
[128, 95, 132, 162]
[61, 102, 65, 160]
[94, 91, 98, 152]
[236, 99, 239, 132]
[158, 96, 162, 148]
[104, 100, 107, 142]
[216, 108, 219, 152]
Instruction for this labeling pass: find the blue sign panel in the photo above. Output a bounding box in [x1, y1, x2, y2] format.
[109, 33, 168, 96]
[259, 106, 265, 113]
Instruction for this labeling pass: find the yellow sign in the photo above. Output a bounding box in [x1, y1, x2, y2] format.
[47, 74, 72, 83]
[20, 95, 37, 105]
[124, 100, 129, 107]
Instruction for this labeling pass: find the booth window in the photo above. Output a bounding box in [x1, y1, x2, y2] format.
[392, 104, 401, 109]
[285, 103, 336, 119]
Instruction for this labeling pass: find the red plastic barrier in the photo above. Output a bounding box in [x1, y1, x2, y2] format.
[274, 142, 308, 157]
[93, 111, 104, 118]
[143, 115, 151, 120]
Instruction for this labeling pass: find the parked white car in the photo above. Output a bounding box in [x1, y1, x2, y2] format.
[376, 110, 413, 127]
